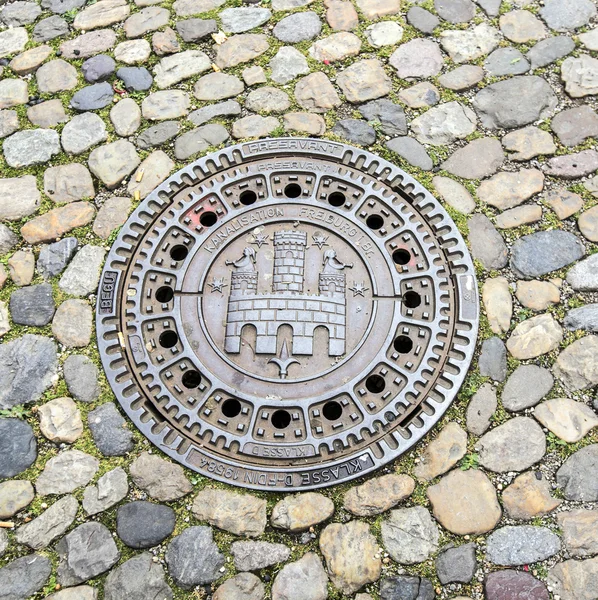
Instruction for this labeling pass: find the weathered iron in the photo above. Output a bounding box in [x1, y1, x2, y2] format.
[97, 139, 479, 491]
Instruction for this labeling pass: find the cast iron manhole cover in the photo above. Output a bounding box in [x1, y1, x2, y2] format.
[97, 139, 479, 491]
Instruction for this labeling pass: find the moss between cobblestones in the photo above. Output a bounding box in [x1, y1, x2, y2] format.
[2, 0, 598, 598]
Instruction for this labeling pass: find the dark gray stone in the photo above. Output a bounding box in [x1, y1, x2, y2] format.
[57, 522, 120, 586]
[484, 48, 529, 76]
[407, 7, 439, 34]
[174, 124, 229, 160]
[64, 354, 101, 403]
[82, 54, 115, 83]
[193, 123, 229, 146]
[434, 0, 475, 24]
[479, 337, 507, 382]
[565, 304, 598, 332]
[117, 67, 153, 91]
[473, 76, 558, 129]
[436, 543, 476, 584]
[104, 552, 173, 600]
[527, 36, 575, 69]
[0, 418, 37, 478]
[41, 0, 87, 14]
[10, 283, 55, 326]
[332, 119, 376, 146]
[0, 335, 57, 409]
[70, 82, 113, 111]
[557, 444, 598, 501]
[273, 11, 322, 43]
[88, 403, 134, 456]
[486, 526, 561, 566]
[188, 100, 241, 126]
[0, 554, 51, 600]
[502, 365, 554, 412]
[0, 224, 18, 255]
[166, 526, 225, 589]
[137, 121, 180, 149]
[386, 137, 433, 171]
[174, 129, 209, 160]
[540, 0, 596, 32]
[510, 230, 585, 279]
[176, 18, 218, 41]
[37, 238, 79, 279]
[359, 99, 407, 136]
[380, 576, 435, 600]
[33, 15, 69, 42]
[15, 494, 78, 550]
[117, 501, 176, 549]
[467, 214, 508, 270]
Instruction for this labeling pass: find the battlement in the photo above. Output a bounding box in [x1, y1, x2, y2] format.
[224, 229, 348, 362]
[230, 271, 258, 295]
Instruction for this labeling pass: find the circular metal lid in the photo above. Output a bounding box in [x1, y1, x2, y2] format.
[97, 138, 479, 491]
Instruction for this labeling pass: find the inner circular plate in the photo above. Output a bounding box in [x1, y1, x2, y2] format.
[96, 138, 479, 491]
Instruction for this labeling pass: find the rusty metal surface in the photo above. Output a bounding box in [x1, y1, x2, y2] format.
[96, 139, 479, 491]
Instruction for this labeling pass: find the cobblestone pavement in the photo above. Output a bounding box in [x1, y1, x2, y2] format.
[2, 0, 598, 598]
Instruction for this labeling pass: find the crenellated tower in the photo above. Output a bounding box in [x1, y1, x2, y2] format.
[272, 231, 307, 294]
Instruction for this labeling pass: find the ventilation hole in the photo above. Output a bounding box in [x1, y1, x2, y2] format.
[328, 192, 345, 207]
[159, 330, 178, 348]
[170, 245, 189, 262]
[322, 400, 343, 421]
[366, 214, 384, 230]
[366, 374, 386, 393]
[403, 291, 422, 308]
[271, 409, 291, 429]
[394, 335, 414, 354]
[239, 190, 257, 205]
[392, 248, 411, 265]
[284, 183, 302, 198]
[199, 211, 218, 227]
[155, 286, 174, 303]
[181, 370, 201, 389]
[221, 398, 242, 418]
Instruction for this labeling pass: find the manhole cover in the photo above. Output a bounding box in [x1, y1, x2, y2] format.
[97, 139, 479, 491]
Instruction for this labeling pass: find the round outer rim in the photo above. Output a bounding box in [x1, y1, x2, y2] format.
[96, 138, 479, 492]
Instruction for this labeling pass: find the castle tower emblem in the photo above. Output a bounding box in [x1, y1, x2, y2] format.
[223, 230, 351, 366]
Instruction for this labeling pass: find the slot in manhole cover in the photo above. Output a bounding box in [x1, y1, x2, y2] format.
[97, 139, 479, 491]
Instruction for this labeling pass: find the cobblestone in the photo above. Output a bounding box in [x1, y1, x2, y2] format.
[0, 2, 596, 597]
